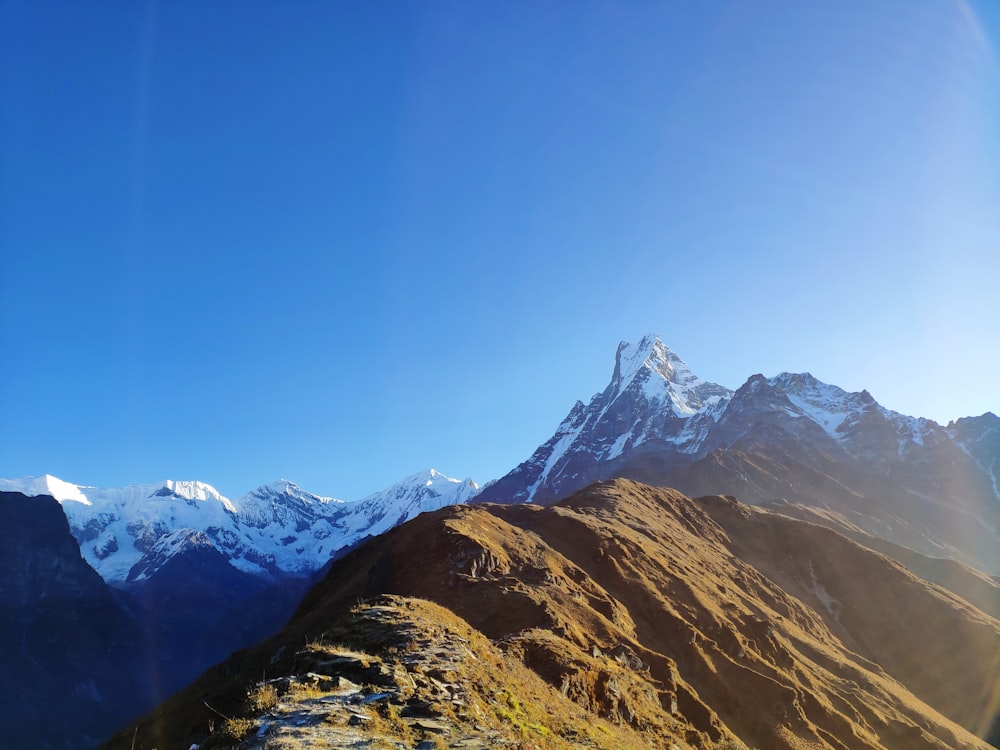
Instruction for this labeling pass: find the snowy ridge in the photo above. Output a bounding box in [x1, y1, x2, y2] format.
[0, 470, 478, 583]
[587, 335, 734, 456]
[481, 334, 999, 511]
[487, 335, 735, 504]
[764, 372, 950, 458]
[524, 413, 590, 502]
[611, 335, 730, 417]
[236, 479, 344, 529]
[5, 473, 91, 505]
[767, 373, 858, 437]
[883, 411, 930, 455]
[0, 477, 241, 581]
[126, 528, 218, 582]
[352, 469, 480, 536]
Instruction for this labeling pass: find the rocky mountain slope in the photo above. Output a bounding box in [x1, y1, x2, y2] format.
[104, 480, 1000, 750]
[103, 595, 662, 750]
[0, 491, 155, 750]
[478, 335, 1000, 575]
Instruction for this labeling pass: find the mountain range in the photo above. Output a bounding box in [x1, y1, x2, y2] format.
[479, 334, 1000, 576]
[0, 470, 479, 584]
[4, 333, 999, 749]
[0, 470, 477, 750]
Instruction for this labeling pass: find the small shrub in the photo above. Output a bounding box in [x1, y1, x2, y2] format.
[221, 717, 255, 739]
[202, 716, 255, 748]
[247, 682, 279, 714]
[363, 702, 414, 745]
[381, 702, 413, 738]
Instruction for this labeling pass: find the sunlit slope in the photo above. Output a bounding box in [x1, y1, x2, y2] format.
[103, 479, 999, 750]
[294, 479, 1000, 748]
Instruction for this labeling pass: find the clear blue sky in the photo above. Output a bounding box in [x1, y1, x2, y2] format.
[2, 1, 998, 500]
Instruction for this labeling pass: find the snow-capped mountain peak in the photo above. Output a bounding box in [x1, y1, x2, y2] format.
[152, 480, 237, 511]
[386, 468, 480, 495]
[763, 372, 869, 438]
[236, 480, 342, 520]
[754, 372, 936, 455]
[232, 468, 480, 576]
[477, 336, 734, 504]
[233, 479, 347, 535]
[611, 334, 671, 393]
[3, 474, 92, 505]
[257, 478, 332, 499]
[612, 334, 702, 394]
[609, 334, 732, 417]
[423, 468, 447, 484]
[0, 469, 479, 584]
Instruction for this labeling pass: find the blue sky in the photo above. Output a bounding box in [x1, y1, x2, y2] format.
[2, 1, 998, 500]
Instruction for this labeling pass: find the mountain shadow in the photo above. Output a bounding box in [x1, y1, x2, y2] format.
[0, 492, 156, 750]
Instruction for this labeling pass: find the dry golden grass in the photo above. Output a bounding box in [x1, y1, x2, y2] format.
[246, 682, 279, 714]
[100, 479, 1000, 750]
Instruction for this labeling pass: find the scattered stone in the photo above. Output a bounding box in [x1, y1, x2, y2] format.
[402, 699, 440, 718]
[359, 691, 393, 704]
[409, 718, 450, 734]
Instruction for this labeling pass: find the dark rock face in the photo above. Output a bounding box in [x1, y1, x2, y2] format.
[0, 491, 311, 750]
[478, 337, 1000, 575]
[0, 492, 152, 750]
[123, 539, 309, 691]
[951, 413, 1000, 498]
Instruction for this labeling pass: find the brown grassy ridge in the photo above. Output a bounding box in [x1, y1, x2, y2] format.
[288, 479, 999, 748]
[102, 479, 1000, 750]
[763, 501, 1000, 621]
[100, 593, 683, 750]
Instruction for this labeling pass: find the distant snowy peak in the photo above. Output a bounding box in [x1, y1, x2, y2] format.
[126, 528, 217, 583]
[235, 479, 343, 529]
[0, 474, 91, 504]
[760, 372, 872, 438]
[155, 479, 235, 506]
[480, 335, 998, 508]
[361, 468, 479, 503]
[0, 469, 478, 584]
[349, 469, 480, 533]
[476, 335, 735, 505]
[0, 476, 231, 511]
[251, 479, 340, 503]
[610, 334, 732, 416]
[759, 372, 937, 452]
[766, 371, 874, 409]
[613, 335, 697, 392]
